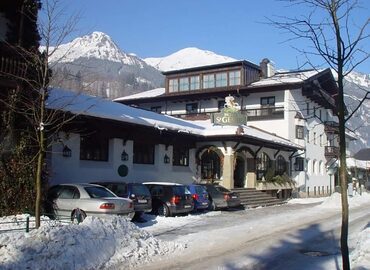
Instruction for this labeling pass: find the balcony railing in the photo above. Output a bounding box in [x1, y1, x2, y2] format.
[0, 56, 28, 78]
[324, 121, 339, 133]
[325, 146, 339, 158]
[243, 106, 284, 121]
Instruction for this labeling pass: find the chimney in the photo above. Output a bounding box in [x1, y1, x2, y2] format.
[260, 58, 275, 78]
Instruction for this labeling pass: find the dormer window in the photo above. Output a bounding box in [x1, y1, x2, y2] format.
[179, 77, 189, 91]
[216, 72, 227, 87]
[203, 74, 215, 89]
[190, 75, 200, 90]
[169, 79, 178, 93]
[229, 70, 241, 86]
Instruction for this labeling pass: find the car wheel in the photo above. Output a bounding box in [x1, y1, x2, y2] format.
[157, 204, 170, 217]
[71, 208, 86, 224]
[208, 200, 217, 211]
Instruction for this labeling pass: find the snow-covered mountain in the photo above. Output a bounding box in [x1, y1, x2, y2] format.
[144, 47, 237, 71]
[48, 32, 163, 99]
[48, 32, 144, 67]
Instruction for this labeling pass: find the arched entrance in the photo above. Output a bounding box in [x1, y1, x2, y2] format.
[200, 150, 221, 181]
[234, 156, 245, 188]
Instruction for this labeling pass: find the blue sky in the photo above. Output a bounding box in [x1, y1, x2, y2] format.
[53, 0, 369, 73]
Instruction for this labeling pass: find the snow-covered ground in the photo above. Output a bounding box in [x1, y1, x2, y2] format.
[1, 193, 370, 270]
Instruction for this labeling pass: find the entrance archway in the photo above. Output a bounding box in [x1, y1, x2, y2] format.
[200, 150, 221, 181]
[234, 156, 245, 188]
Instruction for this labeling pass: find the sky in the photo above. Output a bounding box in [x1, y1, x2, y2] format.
[44, 0, 369, 73]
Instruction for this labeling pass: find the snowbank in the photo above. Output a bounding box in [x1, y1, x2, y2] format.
[351, 224, 370, 269]
[0, 215, 183, 270]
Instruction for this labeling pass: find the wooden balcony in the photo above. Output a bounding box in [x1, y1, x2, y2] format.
[324, 121, 339, 133]
[325, 146, 339, 158]
[0, 56, 28, 78]
[243, 106, 284, 121]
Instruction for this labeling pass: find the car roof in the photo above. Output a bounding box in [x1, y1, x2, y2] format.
[55, 183, 104, 188]
[143, 182, 184, 186]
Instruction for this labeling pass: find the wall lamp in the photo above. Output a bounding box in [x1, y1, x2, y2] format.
[121, 150, 129, 161]
[62, 145, 72, 157]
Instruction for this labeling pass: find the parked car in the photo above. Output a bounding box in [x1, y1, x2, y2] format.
[200, 184, 241, 210]
[45, 183, 135, 222]
[92, 181, 152, 218]
[143, 182, 194, 217]
[186, 184, 209, 211]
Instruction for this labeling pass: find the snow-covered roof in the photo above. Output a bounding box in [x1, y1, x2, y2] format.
[193, 120, 303, 150]
[251, 70, 320, 88]
[46, 89, 302, 150]
[46, 88, 204, 135]
[346, 157, 369, 169]
[114, 88, 165, 102]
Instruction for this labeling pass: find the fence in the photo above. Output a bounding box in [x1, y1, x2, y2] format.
[0, 211, 83, 234]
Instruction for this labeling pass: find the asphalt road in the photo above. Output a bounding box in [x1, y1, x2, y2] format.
[139, 202, 370, 270]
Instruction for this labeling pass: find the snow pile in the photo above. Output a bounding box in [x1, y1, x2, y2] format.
[316, 192, 370, 209]
[351, 224, 370, 269]
[0, 216, 183, 270]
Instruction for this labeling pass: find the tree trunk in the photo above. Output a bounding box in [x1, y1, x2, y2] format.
[35, 89, 46, 228]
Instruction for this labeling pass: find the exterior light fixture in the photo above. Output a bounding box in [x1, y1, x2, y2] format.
[164, 154, 170, 164]
[62, 145, 72, 157]
[121, 150, 129, 161]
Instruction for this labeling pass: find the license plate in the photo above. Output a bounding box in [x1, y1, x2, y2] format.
[184, 205, 192, 208]
[232, 196, 237, 199]
[138, 199, 147, 203]
[202, 202, 208, 205]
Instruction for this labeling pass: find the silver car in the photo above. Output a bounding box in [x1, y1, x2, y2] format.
[46, 183, 135, 222]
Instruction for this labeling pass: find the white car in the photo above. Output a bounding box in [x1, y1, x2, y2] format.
[46, 183, 135, 222]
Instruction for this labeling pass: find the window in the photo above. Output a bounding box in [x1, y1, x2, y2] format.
[307, 130, 310, 143]
[85, 186, 115, 198]
[319, 134, 323, 146]
[215, 72, 227, 87]
[261, 96, 275, 106]
[80, 133, 109, 161]
[295, 157, 304, 171]
[218, 100, 226, 111]
[186, 103, 198, 114]
[173, 145, 189, 166]
[190, 75, 200, 90]
[257, 152, 270, 180]
[276, 155, 286, 175]
[201, 150, 221, 180]
[59, 186, 80, 199]
[168, 79, 178, 93]
[313, 160, 317, 174]
[151, 106, 162, 113]
[313, 132, 317, 145]
[306, 103, 310, 115]
[133, 142, 155, 164]
[296, 125, 304, 139]
[179, 77, 189, 91]
[229, 70, 241, 86]
[203, 74, 215, 89]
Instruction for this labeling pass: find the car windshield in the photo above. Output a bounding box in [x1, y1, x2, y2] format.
[85, 186, 116, 198]
[131, 184, 151, 196]
[215, 185, 230, 193]
[173, 185, 190, 195]
[195, 185, 207, 194]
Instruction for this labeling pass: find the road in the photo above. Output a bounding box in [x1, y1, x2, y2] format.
[138, 200, 370, 270]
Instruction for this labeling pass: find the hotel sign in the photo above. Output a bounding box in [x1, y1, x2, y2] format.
[212, 111, 247, 126]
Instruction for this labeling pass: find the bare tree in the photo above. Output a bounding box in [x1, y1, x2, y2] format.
[271, 0, 369, 268]
[0, 0, 81, 227]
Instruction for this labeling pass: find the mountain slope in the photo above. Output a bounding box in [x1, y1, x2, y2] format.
[48, 32, 163, 99]
[144, 47, 237, 71]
